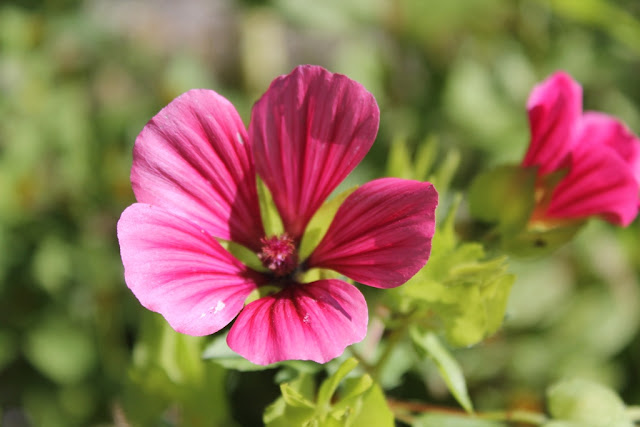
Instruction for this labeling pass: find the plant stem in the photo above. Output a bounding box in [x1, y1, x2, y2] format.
[370, 315, 413, 381]
[387, 398, 548, 425]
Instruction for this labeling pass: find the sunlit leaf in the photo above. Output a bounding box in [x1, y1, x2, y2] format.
[411, 328, 473, 413]
[546, 378, 632, 427]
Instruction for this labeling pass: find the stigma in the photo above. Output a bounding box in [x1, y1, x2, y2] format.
[257, 233, 298, 277]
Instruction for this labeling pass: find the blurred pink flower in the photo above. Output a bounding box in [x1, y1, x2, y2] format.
[523, 71, 640, 227]
[117, 65, 438, 365]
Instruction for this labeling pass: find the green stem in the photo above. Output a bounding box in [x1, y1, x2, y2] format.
[477, 410, 547, 425]
[370, 320, 410, 381]
[387, 399, 547, 425]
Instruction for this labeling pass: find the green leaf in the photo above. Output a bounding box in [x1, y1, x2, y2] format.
[400, 235, 514, 346]
[317, 357, 359, 408]
[331, 379, 393, 427]
[24, 314, 96, 385]
[281, 383, 316, 409]
[414, 136, 439, 182]
[546, 378, 632, 427]
[265, 357, 393, 427]
[299, 186, 358, 260]
[202, 332, 281, 371]
[410, 328, 473, 413]
[428, 147, 460, 195]
[386, 137, 414, 179]
[124, 313, 233, 426]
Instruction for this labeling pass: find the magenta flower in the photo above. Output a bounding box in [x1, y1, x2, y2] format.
[522, 71, 640, 227]
[117, 65, 438, 365]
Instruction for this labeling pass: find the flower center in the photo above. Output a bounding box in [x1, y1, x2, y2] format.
[257, 233, 298, 277]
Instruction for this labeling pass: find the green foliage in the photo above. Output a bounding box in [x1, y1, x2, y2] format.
[410, 328, 473, 413]
[546, 378, 633, 427]
[122, 314, 234, 426]
[397, 197, 515, 347]
[264, 358, 394, 427]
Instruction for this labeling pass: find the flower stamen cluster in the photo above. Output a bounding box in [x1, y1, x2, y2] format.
[257, 234, 298, 277]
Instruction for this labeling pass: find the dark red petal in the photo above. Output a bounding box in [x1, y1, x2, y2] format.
[307, 178, 438, 288]
[545, 142, 639, 226]
[522, 72, 582, 175]
[227, 279, 367, 365]
[249, 65, 379, 241]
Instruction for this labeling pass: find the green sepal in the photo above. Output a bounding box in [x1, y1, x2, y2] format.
[257, 176, 284, 236]
[504, 221, 584, 257]
[468, 165, 537, 234]
[217, 239, 266, 272]
[299, 186, 358, 261]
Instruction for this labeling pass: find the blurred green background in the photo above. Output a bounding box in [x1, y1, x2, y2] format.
[1, 0, 640, 425]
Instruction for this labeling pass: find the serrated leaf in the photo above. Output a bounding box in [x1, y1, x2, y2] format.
[340, 379, 393, 427]
[386, 137, 414, 179]
[317, 357, 359, 408]
[401, 240, 514, 347]
[414, 136, 439, 181]
[546, 378, 632, 427]
[281, 383, 315, 409]
[410, 328, 473, 413]
[299, 186, 358, 260]
[429, 147, 460, 194]
[263, 396, 316, 427]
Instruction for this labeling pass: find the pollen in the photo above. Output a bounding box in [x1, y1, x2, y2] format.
[258, 233, 298, 277]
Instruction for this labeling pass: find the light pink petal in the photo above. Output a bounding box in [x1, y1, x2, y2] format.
[579, 112, 640, 185]
[522, 71, 582, 175]
[545, 142, 640, 226]
[249, 65, 379, 241]
[306, 178, 438, 289]
[227, 279, 367, 365]
[117, 203, 265, 336]
[132, 89, 264, 251]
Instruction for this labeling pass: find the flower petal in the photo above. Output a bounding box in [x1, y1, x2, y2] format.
[545, 142, 639, 226]
[132, 89, 264, 251]
[579, 112, 640, 185]
[307, 178, 438, 288]
[249, 65, 379, 241]
[522, 71, 582, 175]
[227, 279, 367, 365]
[117, 203, 265, 336]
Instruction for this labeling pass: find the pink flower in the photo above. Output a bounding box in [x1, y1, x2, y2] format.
[522, 71, 640, 227]
[117, 65, 438, 365]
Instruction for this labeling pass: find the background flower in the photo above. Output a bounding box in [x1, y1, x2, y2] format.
[524, 71, 640, 227]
